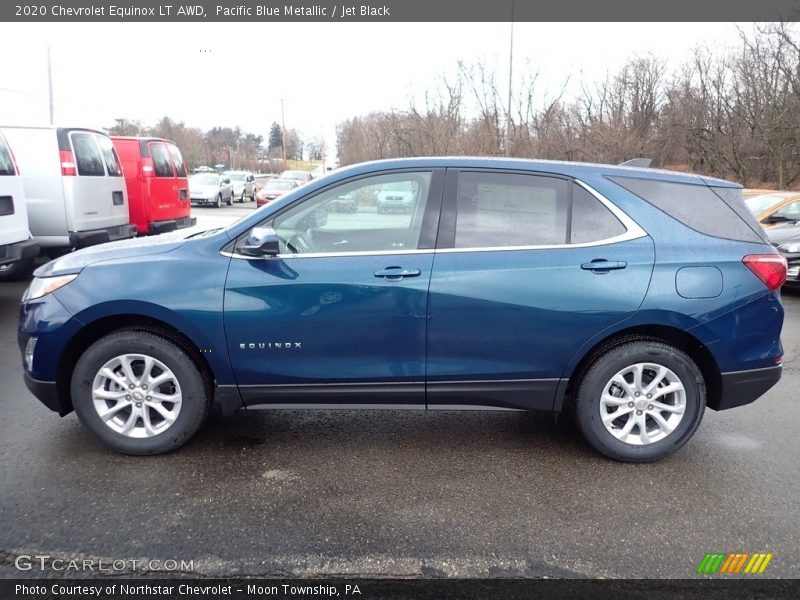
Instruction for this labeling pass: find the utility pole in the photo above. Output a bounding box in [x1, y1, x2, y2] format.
[505, 0, 514, 157]
[281, 99, 287, 171]
[47, 45, 54, 125]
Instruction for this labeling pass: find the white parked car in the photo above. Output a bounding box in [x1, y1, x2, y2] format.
[0, 126, 135, 260]
[0, 131, 38, 281]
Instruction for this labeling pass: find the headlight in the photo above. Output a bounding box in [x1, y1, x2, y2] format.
[22, 274, 78, 302]
[778, 242, 800, 253]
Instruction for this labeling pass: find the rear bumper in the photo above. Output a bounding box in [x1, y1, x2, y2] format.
[69, 224, 137, 248]
[148, 216, 196, 235]
[713, 365, 782, 410]
[0, 238, 39, 266]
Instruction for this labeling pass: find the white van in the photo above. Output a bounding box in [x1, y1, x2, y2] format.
[0, 126, 135, 256]
[0, 131, 38, 281]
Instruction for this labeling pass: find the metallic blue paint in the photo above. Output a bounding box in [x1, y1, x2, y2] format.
[17, 157, 784, 417]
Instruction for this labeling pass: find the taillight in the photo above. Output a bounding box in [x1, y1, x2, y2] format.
[743, 254, 787, 291]
[142, 157, 154, 177]
[60, 150, 76, 176]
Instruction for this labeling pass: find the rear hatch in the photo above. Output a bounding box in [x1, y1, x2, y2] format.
[61, 128, 129, 233]
[145, 140, 190, 222]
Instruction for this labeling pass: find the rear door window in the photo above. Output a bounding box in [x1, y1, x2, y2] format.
[0, 135, 15, 176]
[150, 143, 175, 178]
[71, 132, 106, 177]
[95, 135, 123, 177]
[167, 144, 187, 177]
[453, 172, 569, 248]
[570, 184, 626, 243]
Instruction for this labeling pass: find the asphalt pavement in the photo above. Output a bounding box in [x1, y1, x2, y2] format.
[1, 209, 798, 579]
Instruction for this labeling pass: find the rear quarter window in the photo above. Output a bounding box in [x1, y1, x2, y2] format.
[607, 176, 764, 243]
[71, 133, 106, 177]
[0, 135, 15, 176]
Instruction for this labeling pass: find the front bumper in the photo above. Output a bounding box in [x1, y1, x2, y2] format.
[0, 238, 39, 267]
[714, 365, 782, 410]
[69, 224, 137, 249]
[23, 371, 67, 415]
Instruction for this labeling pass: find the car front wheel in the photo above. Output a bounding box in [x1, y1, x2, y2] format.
[574, 340, 705, 462]
[71, 331, 210, 455]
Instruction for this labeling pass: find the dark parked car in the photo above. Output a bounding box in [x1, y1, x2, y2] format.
[19, 158, 785, 461]
[767, 223, 800, 285]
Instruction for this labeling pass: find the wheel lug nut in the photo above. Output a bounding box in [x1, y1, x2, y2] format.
[634, 392, 640, 397]
[648, 405, 653, 410]
[146, 396, 151, 401]
[125, 395, 131, 400]
[646, 393, 652, 399]
[142, 385, 148, 390]
[128, 384, 135, 389]
[636, 410, 643, 415]
[628, 402, 634, 408]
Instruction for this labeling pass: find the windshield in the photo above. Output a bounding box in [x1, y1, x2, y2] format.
[744, 193, 794, 215]
[266, 180, 294, 190]
[190, 174, 219, 185]
[227, 173, 246, 181]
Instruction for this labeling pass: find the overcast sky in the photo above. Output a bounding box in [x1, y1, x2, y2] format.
[0, 22, 746, 155]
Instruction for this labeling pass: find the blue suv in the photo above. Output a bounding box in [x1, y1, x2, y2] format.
[18, 158, 785, 461]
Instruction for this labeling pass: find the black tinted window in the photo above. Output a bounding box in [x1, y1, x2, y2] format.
[167, 144, 187, 177]
[150, 143, 174, 178]
[96, 135, 122, 177]
[454, 172, 569, 248]
[71, 133, 105, 176]
[0, 135, 15, 176]
[570, 184, 626, 243]
[608, 176, 763, 243]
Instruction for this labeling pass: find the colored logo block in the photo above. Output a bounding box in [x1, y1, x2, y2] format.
[696, 552, 773, 574]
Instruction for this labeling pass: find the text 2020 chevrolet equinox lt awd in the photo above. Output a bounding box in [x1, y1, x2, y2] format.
[19, 158, 785, 461]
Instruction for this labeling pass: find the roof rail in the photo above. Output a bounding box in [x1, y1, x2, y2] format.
[618, 158, 653, 168]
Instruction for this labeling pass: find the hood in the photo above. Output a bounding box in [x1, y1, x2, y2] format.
[766, 223, 800, 246]
[34, 232, 191, 277]
[190, 184, 219, 194]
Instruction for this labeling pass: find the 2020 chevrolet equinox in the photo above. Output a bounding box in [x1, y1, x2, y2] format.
[19, 158, 785, 461]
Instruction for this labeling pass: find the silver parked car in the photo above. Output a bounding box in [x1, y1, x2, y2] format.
[224, 170, 256, 203]
[189, 173, 234, 208]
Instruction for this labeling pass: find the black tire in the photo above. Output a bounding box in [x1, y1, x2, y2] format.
[239, 191, 245, 203]
[226, 193, 232, 206]
[71, 330, 210, 455]
[574, 340, 705, 463]
[215, 194, 222, 209]
[0, 256, 35, 282]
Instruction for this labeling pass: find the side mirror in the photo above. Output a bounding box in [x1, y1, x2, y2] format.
[222, 178, 231, 185]
[238, 226, 280, 257]
[766, 214, 793, 224]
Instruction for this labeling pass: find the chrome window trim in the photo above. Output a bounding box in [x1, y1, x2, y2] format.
[222, 178, 648, 260]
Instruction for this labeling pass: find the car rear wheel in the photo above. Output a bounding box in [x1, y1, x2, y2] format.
[71, 331, 210, 455]
[574, 340, 705, 462]
[226, 193, 232, 206]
